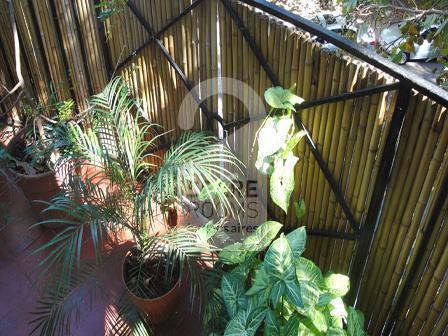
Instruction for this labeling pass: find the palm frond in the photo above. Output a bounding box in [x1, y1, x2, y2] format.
[143, 132, 245, 221]
[32, 177, 127, 288]
[105, 293, 153, 336]
[64, 76, 162, 188]
[126, 225, 217, 308]
[29, 262, 100, 336]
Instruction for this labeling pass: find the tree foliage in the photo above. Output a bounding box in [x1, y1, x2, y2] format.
[339, 0, 448, 88]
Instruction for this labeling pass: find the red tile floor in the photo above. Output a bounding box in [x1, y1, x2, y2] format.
[0, 172, 201, 336]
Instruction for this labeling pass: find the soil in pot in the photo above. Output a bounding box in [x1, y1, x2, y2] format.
[122, 249, 181, 325]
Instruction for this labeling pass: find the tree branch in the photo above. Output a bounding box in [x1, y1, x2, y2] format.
[361, 4, 448, 17]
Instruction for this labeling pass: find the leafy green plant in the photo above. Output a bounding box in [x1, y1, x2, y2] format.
[203, 221, 367, 336]
[254, 86, 306, 213]
[30, 77, 243, 335]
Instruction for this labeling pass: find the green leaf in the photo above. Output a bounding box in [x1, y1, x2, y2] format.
[285, 279, 303, 309]
[328, 297, 348, 319]
[317, 292, 335, 307]
[298, 318, 321, 335]
[327, 327, 348, 336]
[265, 234, 295, 281]
[219, 242, 250, 265]
[231, 256, 258, 278]
[300, 281, 322, 308]
[296, 257, 323, 283]
[264, 86, 304, 110]
[221, 273, 246, 318]
[199, 180, 228, 201]
[294, 199, 307, 220]
[246, 266, 270, 296]
[224, 308, 266, 336]
[323, 273, 350, 297]
[270, 152, 299, 213]
[287, 227, 307, 258]
[347, 306, 367, 336]
[255, 155, 274, 176]
[270, 280, 285, 307]
[243, 220, 283, 253]
[283, 314, 300, 335]
[282, 130, 306, 158]
[264, 310, 280, 336]
[256, 116, 293, 163]
[306, 307, 328, 333]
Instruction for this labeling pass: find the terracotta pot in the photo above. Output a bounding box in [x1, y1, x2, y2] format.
[13, 169, 70, 228]
[122, 250, 181, 325]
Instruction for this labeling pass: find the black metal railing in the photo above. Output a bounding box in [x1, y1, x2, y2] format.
[114, 0, 448, 313]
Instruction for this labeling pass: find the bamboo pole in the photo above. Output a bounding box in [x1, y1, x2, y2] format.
[358, 94, 426, 313]
[311, 56, 342, 264]
[371, 109, 448, 334]
[369, 100, 440, 332]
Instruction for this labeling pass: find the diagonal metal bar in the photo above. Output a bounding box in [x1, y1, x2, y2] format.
[126, 0, 224, 129]
[118, 0, 204, 70]
[223, 82, 400, 129]
[222, 0, 360, 234]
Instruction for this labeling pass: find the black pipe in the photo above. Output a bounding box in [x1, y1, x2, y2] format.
[239, 0, 448, 108]
[223, 82, 400, 129]
[347, 83, 412, 304]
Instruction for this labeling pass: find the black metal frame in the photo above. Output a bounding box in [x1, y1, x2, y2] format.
[121, 0, 448, 307]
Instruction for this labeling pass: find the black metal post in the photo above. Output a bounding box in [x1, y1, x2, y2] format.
[347, 82, 412, 304]
[126, 0, 223, 129]
[382, 170, 448, 335]
[222, 0, 360, 234]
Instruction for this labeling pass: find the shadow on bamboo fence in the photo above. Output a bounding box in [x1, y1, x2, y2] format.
[0, 0, 447, 334]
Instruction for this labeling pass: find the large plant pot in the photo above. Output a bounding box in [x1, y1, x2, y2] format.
[14, 169, 70, 228]
[122, 250, 181, 325]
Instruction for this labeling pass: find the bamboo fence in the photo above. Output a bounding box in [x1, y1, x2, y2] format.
[0, 0, 447, 334]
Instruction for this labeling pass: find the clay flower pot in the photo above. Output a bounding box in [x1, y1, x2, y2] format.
[122, 250, 181, 325]
[5, 130, 76, 228]
[14, 167, 72, 228]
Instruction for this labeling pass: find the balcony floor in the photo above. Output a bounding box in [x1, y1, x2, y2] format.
[0, 173, 201, 336]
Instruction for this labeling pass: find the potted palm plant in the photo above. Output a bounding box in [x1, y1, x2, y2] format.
[30, 76, 244, 334]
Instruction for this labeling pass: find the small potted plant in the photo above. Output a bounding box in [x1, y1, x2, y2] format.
[203, 221, 367, 335]
[4, 97, 79, 225]
[30, 77, 244, 334]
